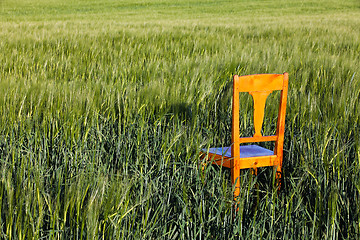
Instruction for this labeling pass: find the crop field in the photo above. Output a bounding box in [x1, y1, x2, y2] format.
[0, 0, 360, 239]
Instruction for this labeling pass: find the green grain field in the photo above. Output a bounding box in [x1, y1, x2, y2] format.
[1, 0, 360, 239]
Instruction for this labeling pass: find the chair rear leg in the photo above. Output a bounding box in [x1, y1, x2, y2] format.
[251, 167, 260, 209]
[231, 166, 240, 200]
[275, 163, 282, 190]
[231, 166, 241, 213]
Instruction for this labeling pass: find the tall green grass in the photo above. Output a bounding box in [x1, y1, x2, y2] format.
[0, 0, 359, 238]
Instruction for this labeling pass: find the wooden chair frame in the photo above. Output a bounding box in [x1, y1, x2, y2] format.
[202, 73, 289, 198]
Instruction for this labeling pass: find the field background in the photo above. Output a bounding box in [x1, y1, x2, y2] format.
[1, 0, 360, 239]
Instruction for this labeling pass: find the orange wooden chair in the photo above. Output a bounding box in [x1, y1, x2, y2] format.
[201, 73, 289, 198]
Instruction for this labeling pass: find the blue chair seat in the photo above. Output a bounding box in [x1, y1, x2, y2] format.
[202, 145, 274, 158]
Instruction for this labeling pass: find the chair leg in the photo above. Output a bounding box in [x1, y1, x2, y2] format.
[275, 164, 282, 190]
[199, 152, 206, 170]
[251, 166, 259, 199]
[231, 166, 241, 213]
[231, 166, 241, 200]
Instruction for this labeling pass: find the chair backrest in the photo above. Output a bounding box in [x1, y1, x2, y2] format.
[231, 73, 289, 159]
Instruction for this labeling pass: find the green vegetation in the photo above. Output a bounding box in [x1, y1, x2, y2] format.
[0, 0, 359, 238]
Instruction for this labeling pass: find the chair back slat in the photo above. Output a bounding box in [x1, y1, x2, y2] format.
[235, 74, 284, 92]
[239, 135, 277, 144]
[249, 90, 272, 137]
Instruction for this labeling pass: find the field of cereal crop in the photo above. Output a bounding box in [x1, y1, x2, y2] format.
[1, 0, 360, 238]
